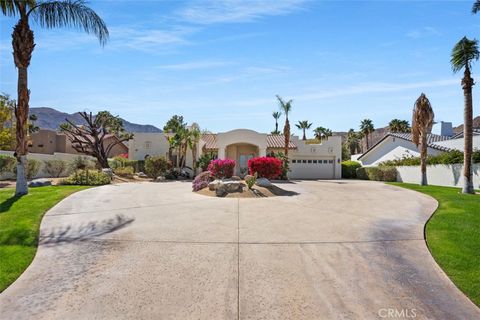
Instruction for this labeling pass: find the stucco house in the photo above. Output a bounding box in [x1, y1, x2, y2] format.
[28, 129, 128, 157]
[129, 129, 342, 179]
[357, 125, 480, 166]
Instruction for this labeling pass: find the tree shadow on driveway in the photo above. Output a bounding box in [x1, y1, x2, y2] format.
[39, 214, 134, 246]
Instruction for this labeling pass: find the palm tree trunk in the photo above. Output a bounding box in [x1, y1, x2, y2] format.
[13, 15, 35, 196]
[275, 121, 278, 133]
[302, 129, 306, 140]
[365, 134, 369, 150]
[420, 132, 428, 186]
[462, 69, 475, 193]
[192, 144, 197, 173]
[284, 119, 290, 157]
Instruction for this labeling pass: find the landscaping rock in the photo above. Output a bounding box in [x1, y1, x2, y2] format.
[244, 175, 254, 181]
[208, 179, 222, 191]
[223, 181, 242, 193]
[155, 176, 166, 182]
[231, 176, 241, 181]
[255, 178, 272, 187]
[136, 172, 148, 178]
[28, 178, 52, 187]
[215, 185, 228, 197]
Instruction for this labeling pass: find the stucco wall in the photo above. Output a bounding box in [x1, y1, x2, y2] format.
[396, 164, 480, 188]
[217, 129, 268, 158]
[128, 133, 170, 161]
[0, 150, 96, 180]
[360, 136, 442, 166]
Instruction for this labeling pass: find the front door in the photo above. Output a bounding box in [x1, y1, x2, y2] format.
[238, 153, 254, 176]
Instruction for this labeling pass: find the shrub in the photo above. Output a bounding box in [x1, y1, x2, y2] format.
[62, 169, 111, 186]
[44, 160, 68, 177]
[13, 158, 41, 179]
[145, 156, 170, 178]
[192, 171, 212, 191]
[114, 166, 134, 178]
[70, 156, 96, 171]
[379, 150, 480, 167]
[207, 159, 235, 179]
[247, 157, 282, 180]
[341, 160, 362, 179]
[356, 166, 397, 182]
[245, 172, 257, 189]
[0, 154, 15, 173]
[473, 150, 480, 163]
[273, 152, 289, 180]
[197, 152, 216, 171]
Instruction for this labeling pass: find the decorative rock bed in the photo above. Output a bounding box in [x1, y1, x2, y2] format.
[196, 178, 295, 198]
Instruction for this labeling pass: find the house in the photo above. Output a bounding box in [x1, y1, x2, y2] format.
[28, 129, 128, 157]
[357, 122, 480, 166]
[129, 129, 342, 179]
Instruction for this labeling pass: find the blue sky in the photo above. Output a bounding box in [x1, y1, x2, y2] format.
[1, 0, 479, 136]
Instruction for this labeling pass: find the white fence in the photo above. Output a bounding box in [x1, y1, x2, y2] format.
[0, 150, 96, 180]
[396, 163, 480, 188]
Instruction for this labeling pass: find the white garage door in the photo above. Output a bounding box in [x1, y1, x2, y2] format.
[289, 158, 335, 179]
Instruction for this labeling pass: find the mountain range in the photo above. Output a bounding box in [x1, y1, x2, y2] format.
[29, 107, 162, 133]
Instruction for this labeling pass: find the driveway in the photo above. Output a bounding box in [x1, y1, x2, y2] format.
[1, 180, 479, 319]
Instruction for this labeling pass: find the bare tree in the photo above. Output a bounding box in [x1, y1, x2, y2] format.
[60, 111, 132, 168]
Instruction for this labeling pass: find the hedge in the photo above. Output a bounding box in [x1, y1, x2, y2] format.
[379, 150, 480, 167]
[356, 166, 397, 182]
[341, 160, 362, 179]
[247, 157, 282, 180]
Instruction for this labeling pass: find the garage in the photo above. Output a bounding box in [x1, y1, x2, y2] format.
[289, 158, 336, 179]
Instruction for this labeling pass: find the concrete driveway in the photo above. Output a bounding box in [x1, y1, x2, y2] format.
[1, 180, 479, 319]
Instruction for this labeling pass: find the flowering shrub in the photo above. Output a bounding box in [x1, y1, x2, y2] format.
[248, 157, 282, 180]
[192, 171, 213, 191]
[207, 159, 235, 179]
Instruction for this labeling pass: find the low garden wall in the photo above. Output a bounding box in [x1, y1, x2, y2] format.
[396, 164, 480, 188]
[0, 150, 96, 180]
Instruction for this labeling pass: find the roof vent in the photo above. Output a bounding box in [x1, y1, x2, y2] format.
[440, 121, 453, 137]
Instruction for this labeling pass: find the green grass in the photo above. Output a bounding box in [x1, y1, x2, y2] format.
[388, 183, 480, 306]
[0, 186, 89, 292]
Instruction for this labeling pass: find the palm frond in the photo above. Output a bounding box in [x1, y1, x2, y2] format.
[473, 0, 480, 14]
[451, 36, 479, 73]
[412, 93, 434, 146]
[29, 0, 108, 46]
[1, 0, 36, 16]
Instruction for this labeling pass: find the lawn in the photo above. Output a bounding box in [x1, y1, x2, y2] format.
[389, 183, 480, 306]
[0, 186, 89, 292]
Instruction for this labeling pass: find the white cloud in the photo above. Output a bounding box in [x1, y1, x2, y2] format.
[406, 26, 441, 39]
[177, 0, 307, 24]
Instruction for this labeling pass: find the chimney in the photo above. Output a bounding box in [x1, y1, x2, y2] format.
[440, 121, 453, 137]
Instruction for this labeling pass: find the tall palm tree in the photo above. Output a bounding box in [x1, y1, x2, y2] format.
[295, 120, 312, 140]
[313, 126, 332, 142]
[272, 111, 282, 134]
[346, 129, 361, 155]
[360, 119, 374, 150]
[412, 93, 435, 186]
[276, 95, 292, 157]
[389, 119, 411, 133]
[473, 1, 480, 13]
[451, 36, 479, 194]
[1, 0, 108, 196]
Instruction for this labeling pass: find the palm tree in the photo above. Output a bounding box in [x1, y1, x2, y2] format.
[187, 123, 201, 173]
[451, 36, 479, 194]
[295, 120, 312, 140]
[389, 119, 411, 133]
[412, 93, 434, 186]
[360, 119, 374, 150]
[276, 95, 292, 157]
[473, 1, 480, 13]
[272, 111, 282, 134]
[346, 129, 361, 155]
[313, 126, 332, 142]
[1, 0, 108, 196]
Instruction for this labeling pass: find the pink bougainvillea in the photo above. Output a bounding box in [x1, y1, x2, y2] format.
[207, 159, 236, 179]
[248, 157, 282, 180]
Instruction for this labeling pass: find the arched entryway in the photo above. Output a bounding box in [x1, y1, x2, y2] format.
[225, 143, 259, 176]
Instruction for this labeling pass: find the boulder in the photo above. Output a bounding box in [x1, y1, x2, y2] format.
[155, 176, 166, 182]
[136, 172, 148, 178]
[255, 178, 272, 187]
[231, 176, 241, 181]
[208, 179, 222, 191]
[223, 181, 242, 193]
[215, 185, 228, 197]
[28, 178, 52, 187]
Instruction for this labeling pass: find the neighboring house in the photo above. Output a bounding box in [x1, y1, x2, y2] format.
[357, 126, 480, 166]
[129, 129, 342, 179]
[28, 129, 128, 157]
